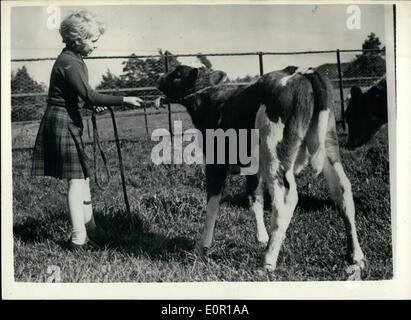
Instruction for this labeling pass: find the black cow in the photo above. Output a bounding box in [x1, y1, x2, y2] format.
[157, 65, 365, 271]
[345, 76, 388, 149]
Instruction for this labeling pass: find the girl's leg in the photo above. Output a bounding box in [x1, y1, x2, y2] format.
[83, 178, 96, 235]
[67, 179, 87, 245]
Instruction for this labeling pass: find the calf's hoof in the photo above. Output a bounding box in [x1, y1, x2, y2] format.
[349, 250, 366, 270]
[195, 245, 211, 258]
[263, 263, 277, 272]
[354, 256, 366, 270]
[257, 233, 269, 248]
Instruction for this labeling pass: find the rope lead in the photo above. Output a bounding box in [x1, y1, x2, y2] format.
[92, 107, 131, 215]
[92, 111, 111, 191]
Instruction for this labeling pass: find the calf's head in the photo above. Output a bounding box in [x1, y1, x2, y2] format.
[344, 79, 387, 149]
[157, 65, 227, 101]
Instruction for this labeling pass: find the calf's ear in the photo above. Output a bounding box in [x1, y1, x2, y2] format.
[350, 86, 362, 99]
[210, 71, 227, 85]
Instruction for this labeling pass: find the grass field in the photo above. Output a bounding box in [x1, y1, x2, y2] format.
[12, 123, 392, 282]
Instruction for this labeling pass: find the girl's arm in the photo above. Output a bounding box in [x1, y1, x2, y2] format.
[64, 60, 133, 107]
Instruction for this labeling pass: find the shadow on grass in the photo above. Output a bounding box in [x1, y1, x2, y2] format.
[221, 191, 334, 213]
[221, 192, 249, 209]
[13, 209, 196, 263]
[13, 193, 337, 265]
[297, 194, 334, 213]
[94, 209, 196, 261]
[13, 214, 68, 244]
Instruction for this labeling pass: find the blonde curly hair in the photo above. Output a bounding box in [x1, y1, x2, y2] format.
[59, 10, 106, 47]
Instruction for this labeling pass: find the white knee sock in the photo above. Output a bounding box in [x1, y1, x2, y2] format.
[68, 179, 87, 245]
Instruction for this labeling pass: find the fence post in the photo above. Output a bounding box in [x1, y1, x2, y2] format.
[143, 103, 149, 135]
[336, 49, 346, 130]
[258, 52, 264, 76]
[164, 53, 174, 144]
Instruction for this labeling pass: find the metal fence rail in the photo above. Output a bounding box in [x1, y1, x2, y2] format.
[11, 49, 386, 148]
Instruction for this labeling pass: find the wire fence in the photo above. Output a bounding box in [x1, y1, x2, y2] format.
[11, 49, 386, 149]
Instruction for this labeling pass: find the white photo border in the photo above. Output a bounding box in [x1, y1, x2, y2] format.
[2, 0, 410, 300]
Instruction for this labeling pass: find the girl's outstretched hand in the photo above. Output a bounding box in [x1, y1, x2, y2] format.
[123, 96, 143, 107]
[95, 106, 107, 113]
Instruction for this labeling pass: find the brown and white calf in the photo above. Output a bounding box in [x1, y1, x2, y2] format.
[157, 65, 365, 271]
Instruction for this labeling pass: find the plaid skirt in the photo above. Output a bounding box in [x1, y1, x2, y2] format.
[31, 105, 91, 180]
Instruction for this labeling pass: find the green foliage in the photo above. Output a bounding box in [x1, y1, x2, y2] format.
[11, 66, 46, 122]
[362, 32, 382, 52]
[96, 69, 123, 90]
[343, 33, 386, 78]
[96, 50, 216, 90]
[11, 66, 45, 93]
[97, 50, 182, 90]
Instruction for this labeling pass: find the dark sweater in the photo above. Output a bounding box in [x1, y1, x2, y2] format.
[47, 46, 123, 108]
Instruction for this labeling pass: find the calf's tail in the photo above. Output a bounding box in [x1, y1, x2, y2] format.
[301, 70, 331, 175]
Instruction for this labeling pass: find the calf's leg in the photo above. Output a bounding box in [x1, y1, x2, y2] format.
[322, 157, 365, 268]
[262, 128, 302, 271]
[264, 169, 299, 271]
[198, 165, 227, 252]
[247, 174, 269, 246]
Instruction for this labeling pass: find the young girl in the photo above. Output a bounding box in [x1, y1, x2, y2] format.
[32, 10, 142, 249]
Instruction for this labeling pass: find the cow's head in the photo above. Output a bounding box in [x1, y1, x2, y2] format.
[344, 79, 387, 149]
[156, 65, 227, 101]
